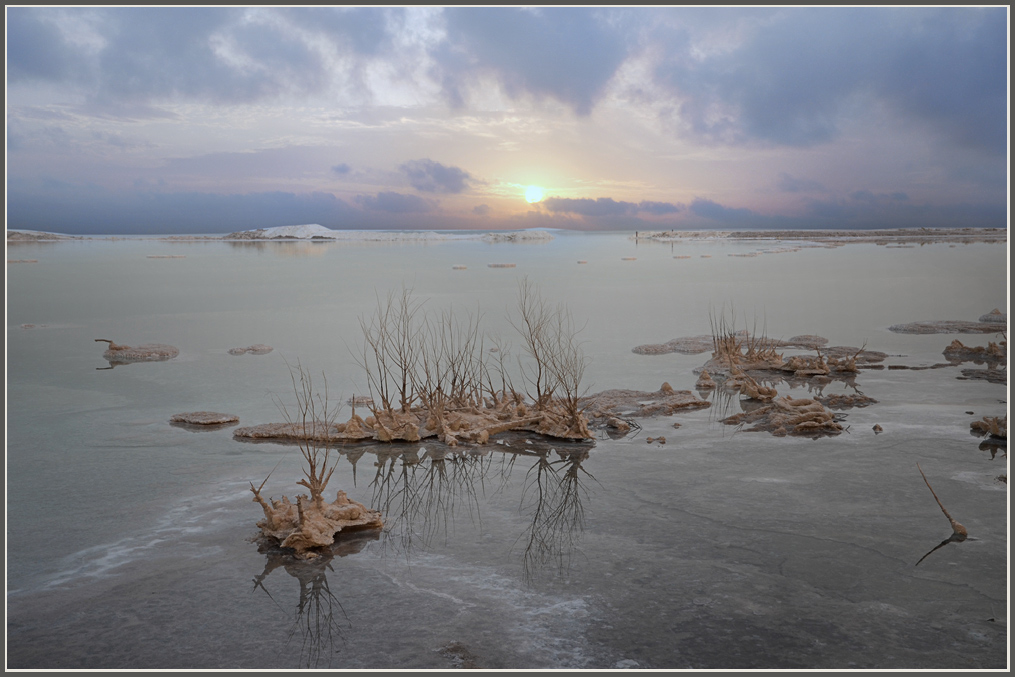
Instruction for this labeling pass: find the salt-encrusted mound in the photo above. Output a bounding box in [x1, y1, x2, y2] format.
[633, 332, 829, 356]
[979, 309, 1007, 324]
[943, 339, 1006, 365]
[171, 411, 240, 425]
[228, 344, 273, 355]
[95, 339, 179, 363]
[722, 395, 844, 437]
[971, 415, 1007, 439]
[234, 420, 374, 443]
[889, 320, 1007, 334]
[250, 487, 383, 558]
[582, 382, 710, 420]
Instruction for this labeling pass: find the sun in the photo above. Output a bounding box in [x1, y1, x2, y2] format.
[524, 185, 545, 203]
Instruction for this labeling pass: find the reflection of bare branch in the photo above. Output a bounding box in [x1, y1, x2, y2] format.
[251, 532, 377, 668]
[369, 445, 494, 556]
[517, 447, 596, 580]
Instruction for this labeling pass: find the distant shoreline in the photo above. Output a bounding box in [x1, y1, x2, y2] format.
[6, 226, 1007, 246]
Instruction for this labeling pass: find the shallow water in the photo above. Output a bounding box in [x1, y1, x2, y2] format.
[5, 231, 1008, 669]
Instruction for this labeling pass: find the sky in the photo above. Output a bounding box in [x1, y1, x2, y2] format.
[5, 6, 1010, 234]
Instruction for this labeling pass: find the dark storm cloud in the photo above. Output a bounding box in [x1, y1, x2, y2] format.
[355, 192, 438, 213]
[399, 159, 474, 194]
[653, 7, 1007, 153]
[5, 181, 358, 235]
[544, 197, 683, 217]
[689, 199, 769, 226]
[438, 7, 630, 115]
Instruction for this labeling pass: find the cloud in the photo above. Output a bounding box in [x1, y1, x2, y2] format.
[850, 190, 908, 203]
[438, 7, 630, 115]
[689, 198, 768, 225]
[472, 204, 490, 216]
[355, 191, 438, 213]
[332, 163, 352, 175]
[651, 7, 1006, 153]
[777, 173, 826, 193]
[637, 200, 683, 215]
[6, 9, 83, 83]
[543, 197, 637, 216]
[5, 7, 394, 107]
[6, 181, 358, 234]
[543, 196, 683, 217]
[801, 195, 1003, 229]
[399, 159, 474, 194]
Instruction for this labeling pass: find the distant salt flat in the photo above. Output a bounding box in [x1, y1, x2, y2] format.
[222, 224, 555, 243]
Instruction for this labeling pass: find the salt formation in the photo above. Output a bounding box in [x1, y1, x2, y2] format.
[250, 365, 383, 559]
[228, 344, 274, 355]
[170, 411, 239, 425]
[721, 395, 844, 438]
[970, 415, 1007, 440]
[695, 370, 716, 389]
[633, 332, 829, 357]
[95, 339, 179, 363]
[978, 308, 1007, 324]
[221, 224, 555, 244]
[889, 320, 1007, 334]
[943, 338, 1006, 365]
[251, 487, 382, 559]
[582, 382, 710, 420]
[240, 281, 595, 449]
[816, 393, 878, 409]
[481, 230, 554, 243]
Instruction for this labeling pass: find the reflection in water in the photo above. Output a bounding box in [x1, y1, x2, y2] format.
[978, 439, 1006, 459]
[226, 240, 331, 257]
[369, 444, 493, 555]
[518, 447, 596, 580]
[359, 435, 596, 576]
[252, 530, 379, 668]
[251, 435, 598, 667]
[915, 531, 968, 567]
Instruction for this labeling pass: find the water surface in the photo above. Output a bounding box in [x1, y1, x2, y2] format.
[6, 232, 1008, 669]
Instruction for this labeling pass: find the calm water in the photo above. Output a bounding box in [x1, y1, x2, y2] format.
[5, 231, 1008, 669]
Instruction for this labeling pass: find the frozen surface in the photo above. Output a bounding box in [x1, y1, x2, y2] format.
[5, 232, 1008, 669]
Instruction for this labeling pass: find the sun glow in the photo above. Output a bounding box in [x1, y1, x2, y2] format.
[524, 185, 545, 203]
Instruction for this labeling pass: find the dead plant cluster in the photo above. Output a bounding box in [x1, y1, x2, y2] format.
[352, 279, 593, 446]
[250, 363, 383, 558]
